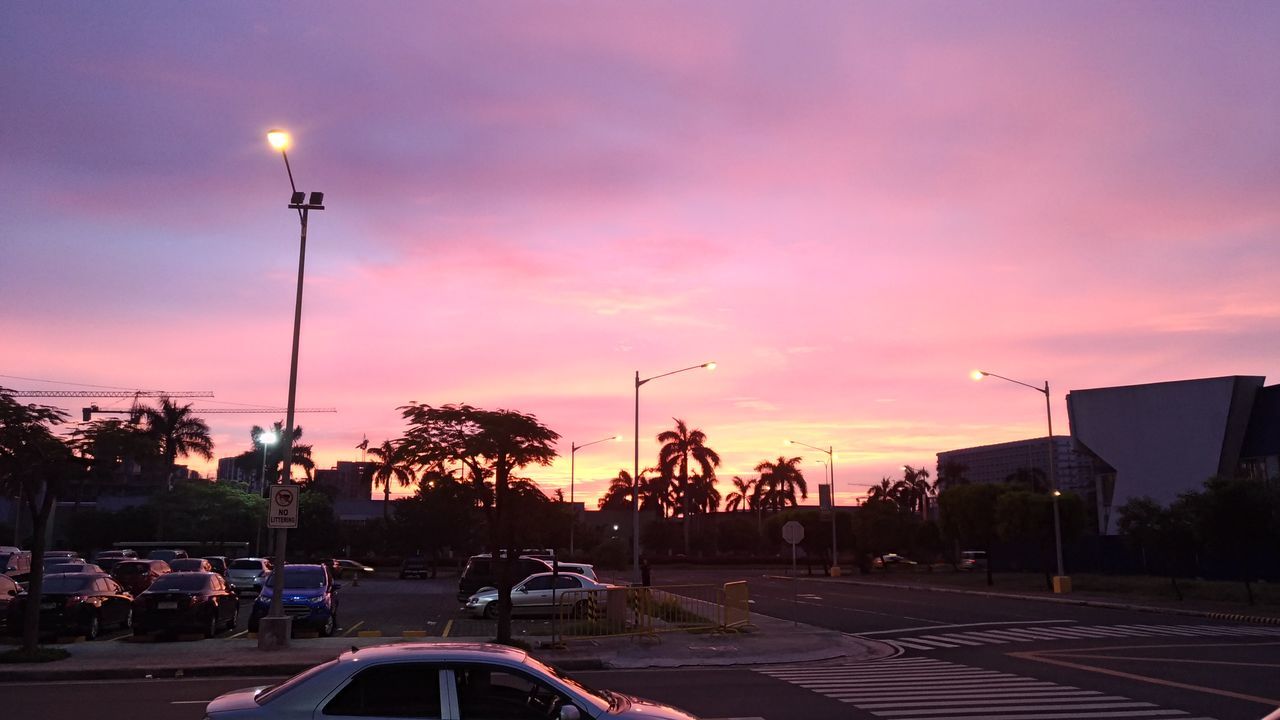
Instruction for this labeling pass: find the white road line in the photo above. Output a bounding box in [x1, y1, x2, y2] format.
[900, 712, 1189, 720]
[856, 620, 1078, 636]
[917, 634, 983, 646]
[876, 702, 1159, 717]
[857, 694, 1119, 709]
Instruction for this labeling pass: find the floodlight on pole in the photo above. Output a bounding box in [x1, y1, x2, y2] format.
[786, 438, 838, 570]
[569, 434, 621, 557]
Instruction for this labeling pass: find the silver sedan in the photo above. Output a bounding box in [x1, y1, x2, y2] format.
[205, 642, 699, 720]
[464, 572, 612, 619]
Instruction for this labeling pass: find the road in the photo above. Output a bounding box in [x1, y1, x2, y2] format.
[13, 567, 1280, 720]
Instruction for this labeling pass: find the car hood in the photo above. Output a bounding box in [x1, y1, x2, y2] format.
[469, 589, 499, 602]
[613, 693, 699, 720]
[205, 686, 270, 715]
[258, 587, 326, 601]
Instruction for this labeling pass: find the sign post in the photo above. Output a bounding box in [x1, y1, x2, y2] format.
[782, 520, 804, 576]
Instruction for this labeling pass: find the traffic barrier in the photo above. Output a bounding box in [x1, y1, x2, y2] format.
[553, 581, 751, 643]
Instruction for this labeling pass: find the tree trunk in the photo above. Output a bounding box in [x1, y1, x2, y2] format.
[22, 488, 57, 652]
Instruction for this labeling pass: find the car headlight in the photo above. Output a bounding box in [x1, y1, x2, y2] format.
[310, 596, 327, 606]
[466, 597, 479, 606]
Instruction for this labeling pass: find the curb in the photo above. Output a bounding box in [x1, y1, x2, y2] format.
[774, 575, 1280, 626]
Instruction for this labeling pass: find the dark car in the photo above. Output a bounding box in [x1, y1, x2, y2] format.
[0, 551, 31, 578]
[134, 572, 239, 637]
[111, 559, 171, 595]
[47, 563, 106, 575]
[169, 558, 214, 573]
[0, 574, 18, 634]
[6, 573, 134, 640]
[147, 549, 189, 563]
[92, 549, 138, 572]
[248, 564, 341, 636]
[457, 554, 552, 601]
[203, 556, 229, 576]
[400, 556, 431, 580]
[43, 554, 86, 568]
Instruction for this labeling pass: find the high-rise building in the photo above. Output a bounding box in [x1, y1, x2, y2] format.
[313, 461, 373, 500]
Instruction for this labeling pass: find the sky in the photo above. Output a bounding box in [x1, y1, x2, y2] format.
[3, 2, 1279, 507]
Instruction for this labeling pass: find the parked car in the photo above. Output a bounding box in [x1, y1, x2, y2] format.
[203, 642, 701, 720]
[148, 549, 189, 563]
[46, 563, 106, 575]
[203, 556, 229, 576]
[248, 564, 340, 636]
[959, 550, 988, 571]
[43, 550, 80, 562]
[170, 558, 215, 573]
[332, 559, 375, 579]
[134, 571, 239, 637]
[111, 559, 171, 595]
[227, 558, 273, 596]
[872, 553, 918, 569]
[6, 572, 134, 640]
[43, 554, 86, 568]
[554, 562, 598, 582]
[92, 549, 138, 572]
[400, 556, 431, 580]
[0, 574, 18, 634]
[465, 572, 611, 619]
[0, 550, 31, 578]
[457, 554, 552, 601]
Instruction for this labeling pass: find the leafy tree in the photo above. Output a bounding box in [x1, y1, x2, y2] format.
[0, 394, 78, 652]
[938, 483, 1009, 585]
[851, 499, 917, 569]
[995, 490, 1086, 586]
[656, 419, 721, 554]
[754, 456, 808, 509]
[396, 403, 559, 644]
[68, 418, 152, 491]
[1116, 496, 1165, 573]
[1187, 477, 1277, 601]
[366, 439, 417, 523]
[1004, 467, 1048, 493]
[935, 460, 969, 492]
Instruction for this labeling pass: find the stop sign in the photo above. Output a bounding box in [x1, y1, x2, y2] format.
[782, 520, 805, 545]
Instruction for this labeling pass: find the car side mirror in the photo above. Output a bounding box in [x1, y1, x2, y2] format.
[559, 705, 581, 720]
[518, 587, 528, 593]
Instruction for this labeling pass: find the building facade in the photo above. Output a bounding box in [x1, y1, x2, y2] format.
[935, 436, 1092, 494]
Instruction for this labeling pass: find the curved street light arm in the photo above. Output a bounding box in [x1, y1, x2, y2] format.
[638, 362, 714, 387]
[573, 435, 619, 453]
[978, 370, 1047, 395]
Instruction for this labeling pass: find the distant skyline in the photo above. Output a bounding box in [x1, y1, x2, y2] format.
[4, 2, 1278, 506]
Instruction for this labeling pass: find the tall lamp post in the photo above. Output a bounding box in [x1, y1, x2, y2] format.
[634, 362, 716, 582]
[786, 439, 838, 572]
[971, 369, 1068, 591]
[261, 129, 325, 648]
[255, 430, 278, 556]
[569, 434, 621, 557]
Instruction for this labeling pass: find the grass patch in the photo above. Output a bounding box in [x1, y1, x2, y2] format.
[0, 647, 71, 663]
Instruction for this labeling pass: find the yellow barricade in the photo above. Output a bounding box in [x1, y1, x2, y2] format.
[554, 581, 750, 643]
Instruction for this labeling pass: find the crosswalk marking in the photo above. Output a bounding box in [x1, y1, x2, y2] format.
[873, 623, 1280, 652]
[756, 656, 1215, 720]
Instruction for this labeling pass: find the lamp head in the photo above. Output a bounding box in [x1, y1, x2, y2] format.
[784, 440, 793, 446]
[266, 129, 291, 151]
[613, 435, 622, 442]
[703, 361, 717, 370]
[970, 369, 987, 382]
[260, 430, 279, 445]
[1052, 489, 1062, 497]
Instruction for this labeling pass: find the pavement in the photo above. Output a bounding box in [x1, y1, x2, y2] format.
[0, 610, 894, 682]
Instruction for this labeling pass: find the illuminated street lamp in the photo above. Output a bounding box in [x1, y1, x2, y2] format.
[260, 128, 326, 648]
[786, 439, 838, 571]
[569, 434, 621, 557]
[972, 369, 1067, 586]
[633, 362, 716, 582]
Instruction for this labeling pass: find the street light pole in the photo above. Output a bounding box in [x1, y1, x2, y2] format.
[973, 370, 1066, 584]
[633, 362, 716, 583]
[261, 129, 325, 649]
[255, 430, 278, 556]
[787, 439, 838, 571]
[569, 435, 620, 558]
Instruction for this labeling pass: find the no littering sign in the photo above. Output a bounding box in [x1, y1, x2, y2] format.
[267, 484, 299, 529]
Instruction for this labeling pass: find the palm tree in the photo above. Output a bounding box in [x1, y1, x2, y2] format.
[866, 476, 898, 504]
[366, 439, 417, 522]
[657, 419, 721, 554]
[597, 470, 635, 511]
[724, 476, 756, 512]
[897, 464, 934, 517]
[142, 397, 214, 486]
[754, 456, 808, 509]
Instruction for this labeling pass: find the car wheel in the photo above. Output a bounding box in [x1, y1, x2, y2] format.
[482, 602, 496, 620]
[122, 607, 133, 630]
[205, 611, 219, 638]
[229, 604, 240, 631]
[321, 613, 336, 637]
[85, 612, 100, 641]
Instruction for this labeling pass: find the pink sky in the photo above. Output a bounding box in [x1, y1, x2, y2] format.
[4, 2, 1279, 506]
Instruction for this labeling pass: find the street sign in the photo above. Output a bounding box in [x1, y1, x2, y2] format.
[782, 520, 805, 545]
[267, 484, 299, 529]
[818, 484, 832, 521]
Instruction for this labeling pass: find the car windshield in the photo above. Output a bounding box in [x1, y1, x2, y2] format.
[41, 576, 96, 593]
[0, 554, 13, 567]
[256, 660, 338, 705]
[522, 656, 612, 712]
[266, 567, 327, 588]
[170, 560, 205, 571]
[114, 562, 149, 575]
[230, 560, 264, 571]
[148, 574, 209, 592]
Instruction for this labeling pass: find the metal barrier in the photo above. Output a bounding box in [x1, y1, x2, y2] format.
[553, 581, 750, 642]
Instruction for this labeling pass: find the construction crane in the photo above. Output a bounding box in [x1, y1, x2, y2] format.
[82, 406, 337, 421]
[1, 389, 213, 398]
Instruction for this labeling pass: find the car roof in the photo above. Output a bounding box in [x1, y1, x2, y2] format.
[337, 642, 528, 666]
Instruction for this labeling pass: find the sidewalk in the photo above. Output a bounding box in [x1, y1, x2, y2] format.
[783, 573, 1280, 625]
[0, 611, 892, 682]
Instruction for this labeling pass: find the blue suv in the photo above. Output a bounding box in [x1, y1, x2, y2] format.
[248, 563, 341, 636]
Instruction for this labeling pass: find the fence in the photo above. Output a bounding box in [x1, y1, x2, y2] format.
[552, 581, 750, 642]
